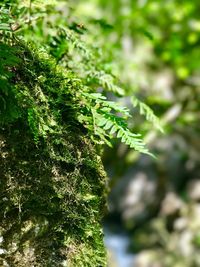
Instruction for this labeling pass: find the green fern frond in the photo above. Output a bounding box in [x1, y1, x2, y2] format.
[88, 71, 125, 95]
[60, 27, 91, 60]
[57, 27, 125, 95]
[131, 96, 164, 133]
[86, 93, 130, 116]
[0, 7, 13, 31]
[78, 92, 152, 156]
[95, 111, 152, 155]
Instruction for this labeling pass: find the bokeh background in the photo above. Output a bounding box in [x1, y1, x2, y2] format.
[81, 1, 200, 266]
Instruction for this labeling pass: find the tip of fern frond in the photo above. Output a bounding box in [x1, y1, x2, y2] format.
[149, 152, 157, 159]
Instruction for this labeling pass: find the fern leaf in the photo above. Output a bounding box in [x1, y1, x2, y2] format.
[131, 96, 164, 133]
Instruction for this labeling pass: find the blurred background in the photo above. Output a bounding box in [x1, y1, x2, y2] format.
[79, 1, 200, 266]
[11, 0, 200, 266]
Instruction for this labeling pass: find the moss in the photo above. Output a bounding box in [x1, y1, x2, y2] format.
[0, 37, 107, 266]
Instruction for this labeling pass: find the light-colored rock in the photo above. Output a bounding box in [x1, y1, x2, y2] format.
[161, 192, 183, 215]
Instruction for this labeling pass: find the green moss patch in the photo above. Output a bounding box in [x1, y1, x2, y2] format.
[0, 37, 107, 266]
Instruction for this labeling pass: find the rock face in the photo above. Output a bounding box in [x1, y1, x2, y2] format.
[0, 39, 107, 266]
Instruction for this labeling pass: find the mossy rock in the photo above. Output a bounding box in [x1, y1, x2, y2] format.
[0, 37, 107, 266]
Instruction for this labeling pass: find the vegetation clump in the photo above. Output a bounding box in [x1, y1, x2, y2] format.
[0, 37, 107, 266]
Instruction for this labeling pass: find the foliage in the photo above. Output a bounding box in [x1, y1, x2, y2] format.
[131, 96, 163, 133]
[79, 92, 152, 155]
[0, 0, 160, 154]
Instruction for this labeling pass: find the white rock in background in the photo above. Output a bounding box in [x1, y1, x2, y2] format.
[188, 179, 200, 201]
[135, 251, 163, 267]
[121, 172, 156, 220]
[178, 230, 193, 257]
[174, 217, 188, 231]
[161, 192, 183, 216]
